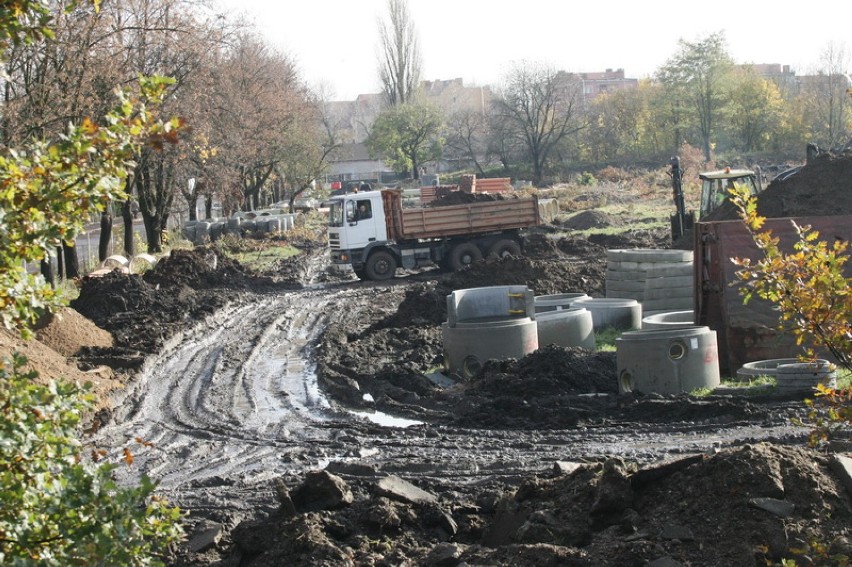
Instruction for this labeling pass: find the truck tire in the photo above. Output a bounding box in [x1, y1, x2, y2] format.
[365, 250, 397, 280]
[449, 242, 482, 271]
[487, 239, 522, 259]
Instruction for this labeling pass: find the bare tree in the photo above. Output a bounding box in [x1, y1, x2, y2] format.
[377, 0, 421, 107]
[493, 63, 584, 186]
[805, 42, 851, 149]
[445, 108, 491, 177]
[276, 90, 341, 212]
[211, 32, 307, 212]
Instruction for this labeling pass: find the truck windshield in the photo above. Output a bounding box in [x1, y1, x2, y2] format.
[328, 201, 345, 227]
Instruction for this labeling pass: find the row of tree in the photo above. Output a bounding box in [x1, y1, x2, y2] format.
[368, 5, 851, 186]
[2, 0, 850, 259]
[1, 0, 336, 257]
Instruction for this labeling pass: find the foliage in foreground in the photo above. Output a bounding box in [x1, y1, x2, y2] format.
[0, 76, 182, 336]
[0, 354, 183, 565]
[730, 188, 851, 443]
[730, 187, 851, 371]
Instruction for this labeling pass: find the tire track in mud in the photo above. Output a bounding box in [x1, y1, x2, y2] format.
[94, 288, 356, 500]
[93, 280, 810, 514]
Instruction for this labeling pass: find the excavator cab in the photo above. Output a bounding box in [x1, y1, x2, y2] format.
[698, 169, 762, 218]
[670, 157, 763, 242]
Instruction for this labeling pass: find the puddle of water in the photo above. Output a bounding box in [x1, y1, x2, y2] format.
[350, 410, 423, 428]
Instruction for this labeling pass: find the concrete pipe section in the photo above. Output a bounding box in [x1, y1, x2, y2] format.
[102, 254, 129, 268]
[536, 307, 595, 350]
[606, 248, 694, 312]
[737, 358, 836, 392]
[572, 297, 642, 331]
[534, 292, 590, 313]
[616, 326, 720, 395]
[443, 285, 538, 379]
[128, 253, 158, 273]
[642, 310, 695, 330]
[194, 222, 211, 243]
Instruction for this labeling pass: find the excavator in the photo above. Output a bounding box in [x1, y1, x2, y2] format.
[669, 156, 763, 241]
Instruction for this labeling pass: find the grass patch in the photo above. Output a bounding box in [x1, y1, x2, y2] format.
[228, 245, 300, 272]
[722, 374, 777, 389]
[214, 234, 300, 272]
[691, 375, 777, 397]
[595, 326, 622, 351]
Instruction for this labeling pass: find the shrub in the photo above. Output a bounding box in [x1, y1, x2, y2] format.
[0, 353, 184, 565]
[730, 187, 851, 445]
[730, 188, 851, 372]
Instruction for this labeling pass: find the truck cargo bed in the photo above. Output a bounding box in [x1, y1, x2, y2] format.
[695, 214, 852, 373]
[382, 191, 541, 240]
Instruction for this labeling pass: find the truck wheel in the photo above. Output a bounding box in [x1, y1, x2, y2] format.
[487, 239, 522, 259]
[365, 250, 397, 280]
[449, 242, 482, 271]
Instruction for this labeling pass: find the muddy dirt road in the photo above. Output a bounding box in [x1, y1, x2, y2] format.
[83, 256, 837, 567]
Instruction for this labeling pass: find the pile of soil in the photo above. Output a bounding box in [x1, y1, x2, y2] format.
[756, 149, 852, 217]
[563, 209, 618, 230]
[706, 149, 852, 220]
[181, 443, 852, 566]
[71, 247, 284, 356]
[1, 309, 120, 408]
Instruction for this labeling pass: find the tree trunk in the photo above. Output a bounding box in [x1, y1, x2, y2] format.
[40, 257, 55, 288]
[98, 211, 113, 262]
[141, 209, 169, 253]
[61, 242, 80, 279]
[205, 194, 213, 219]
[122, 199, 135, 257]
[55, 246, 65, 280]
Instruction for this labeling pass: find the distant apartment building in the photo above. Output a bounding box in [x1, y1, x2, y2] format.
[325, 78, 492, 184]
[324, 69, 648, 182]
[575, 68, 638, 101]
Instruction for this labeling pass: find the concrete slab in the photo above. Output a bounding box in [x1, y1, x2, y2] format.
[748, 497, 795, 518]
[829, 454, 852, 498]
[376, 475, 438, 505]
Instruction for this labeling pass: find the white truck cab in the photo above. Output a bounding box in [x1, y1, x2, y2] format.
[327, 191, 389, 272]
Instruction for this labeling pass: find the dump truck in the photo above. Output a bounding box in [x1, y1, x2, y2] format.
[327, 188, 549, 280]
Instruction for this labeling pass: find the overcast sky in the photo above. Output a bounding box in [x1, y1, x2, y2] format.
[213, 0, 849, 101]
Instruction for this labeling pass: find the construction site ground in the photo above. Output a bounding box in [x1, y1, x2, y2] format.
[4, 155, 852, 566]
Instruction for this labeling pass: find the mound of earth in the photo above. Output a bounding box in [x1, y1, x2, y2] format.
[706, 149, 852, 220]
[0, 321, 120, 410]
[756, 149, 852, 218]
[35, 306, 114, 356]
[180, 443, 852, 567]
[588, 228, 671, 250]
[71, 247, 285, 356]
[564, 210, 618, 230]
